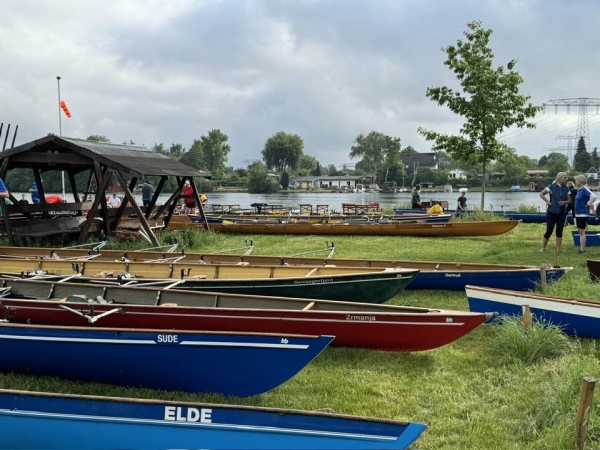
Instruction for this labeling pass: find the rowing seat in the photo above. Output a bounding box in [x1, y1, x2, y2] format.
[188, 275, 208, 279]
[94, 271, 114, 277]
[160, 303, 178, 307]
[236, 262, 250, 266]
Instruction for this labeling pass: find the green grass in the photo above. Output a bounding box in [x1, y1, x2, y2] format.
[3, 222, 600, 449]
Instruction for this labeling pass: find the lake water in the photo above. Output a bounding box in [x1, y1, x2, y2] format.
[19, 189, 593, 212]
[177, 190, 551, 212]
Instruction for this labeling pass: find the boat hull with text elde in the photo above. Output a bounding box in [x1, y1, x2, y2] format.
[466, 285, 600, 338]
[0, 323, 332, 396]
[0, 389, 426, 450]
[201, 220, 519, 236]
[0, 279, 490, 351]
[0, 247, 569, 292]
[0, 259, 418, 303]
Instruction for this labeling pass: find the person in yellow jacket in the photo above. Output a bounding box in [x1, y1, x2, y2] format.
[427, 204, 444, 215]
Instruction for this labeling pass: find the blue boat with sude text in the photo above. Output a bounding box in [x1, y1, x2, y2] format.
[0, 389, 426, 450]
[0, 323, 333, 397]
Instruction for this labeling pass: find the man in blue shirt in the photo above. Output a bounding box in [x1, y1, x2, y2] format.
[29, 182, 40, 204]
[0, 178, 8, 199]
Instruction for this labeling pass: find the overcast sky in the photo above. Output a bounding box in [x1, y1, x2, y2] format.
[2, 0, 599, 168]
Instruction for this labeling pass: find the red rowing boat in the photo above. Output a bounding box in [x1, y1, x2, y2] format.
[0, 278, 491, 352]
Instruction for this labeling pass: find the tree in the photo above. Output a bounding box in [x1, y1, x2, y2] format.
[349, 132, 401, 183]
[592, 147, 600, 170]
[167, 143, 185, 160]
[86, 135, 110, 142]
[417, 20, 542, 209]
[298, 155, 319, 176]
[311, 162, 322, 177]
[152, 143, 166, 155]
[573, 137, 592, 173]
[537, 155, 548, 168]
[400, 145, 418, 154]
[262, 132, 304, 172]
[280, 171, 290, 189]
[247, 162, 279, 193]
[494, 152, 531, 185]
[200, 129, 231, 179]
[179, 139, 204, 170]
[544, 152, 570, 176]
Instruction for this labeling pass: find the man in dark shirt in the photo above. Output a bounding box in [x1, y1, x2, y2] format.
[141, 182, 154, 207]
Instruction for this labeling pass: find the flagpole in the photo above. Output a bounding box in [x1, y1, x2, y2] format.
[57, 76, 65, 199]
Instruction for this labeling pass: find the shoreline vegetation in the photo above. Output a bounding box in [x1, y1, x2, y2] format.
[2, 224, 600, 449]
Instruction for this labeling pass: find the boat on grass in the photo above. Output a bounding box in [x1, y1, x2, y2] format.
[0, 389, 426, 450]
[0, 259, 418, 303]
[0, 322, 332, 396]
[573, 231, 600, 247]
[0, 246, 570, 291]
[0, 278, 491, 351]
[189, 213, 452, 225]
[179, 220, 519, 237]
[466, 285, 600, 338]
[586, 259, 600, 282]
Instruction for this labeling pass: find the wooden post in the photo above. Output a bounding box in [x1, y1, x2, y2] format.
[575, 377, 596, 450]
[522, 305, 532, 330]
[553, 246, 558, 268]
[540, 267, 547, 292]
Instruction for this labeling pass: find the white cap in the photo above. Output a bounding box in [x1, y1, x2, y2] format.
[459, 188, 468, 193]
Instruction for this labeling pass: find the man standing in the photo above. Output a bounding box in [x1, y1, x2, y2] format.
[141, 181, 154, 207]
[0, 178, 9, 199]
[107, 192, 121, 208]
[29, 181, 39, 204]
[411, 185, 421, 209]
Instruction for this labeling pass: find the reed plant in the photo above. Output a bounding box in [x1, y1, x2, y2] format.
[490, 315, 573, 365]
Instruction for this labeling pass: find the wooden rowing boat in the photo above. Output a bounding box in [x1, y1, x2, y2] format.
[466, 285, 600, 338]
[0, 246, 570, 291]
[586, 259, 600, 282]
[0, 278, 492, 352]
[0, 259, 418, 303]
[190, 213, 452, 225]
[168, 220, 519, 236]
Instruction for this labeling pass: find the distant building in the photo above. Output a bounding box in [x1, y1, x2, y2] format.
[449, 169, 467, 179]
[586, 167, 599, 180]
[289, 175, 369, 190]
[527, 169, 549, 177]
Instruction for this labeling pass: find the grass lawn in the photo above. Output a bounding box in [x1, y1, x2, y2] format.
[3, 222, 600, 449]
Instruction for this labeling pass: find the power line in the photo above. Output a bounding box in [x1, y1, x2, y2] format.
[544, 97, 600, 152]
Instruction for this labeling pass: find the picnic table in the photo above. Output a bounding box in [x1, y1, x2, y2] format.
[341, 203, 381, 214]
[208, 204, 240, 214]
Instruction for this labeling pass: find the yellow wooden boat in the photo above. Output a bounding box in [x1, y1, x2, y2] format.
[0, 258, 418, 303]
[169, 220, 519, 236]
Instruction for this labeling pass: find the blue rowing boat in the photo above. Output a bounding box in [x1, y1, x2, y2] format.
[466, 285, 600, 338]
[0, 389, 426, 450]
[572, 231, 600, 247]
[408, 265, 570, 291]
[0, 324, 332, 397]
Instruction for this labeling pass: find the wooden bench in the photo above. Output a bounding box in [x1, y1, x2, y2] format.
[341, 203, 381, 214]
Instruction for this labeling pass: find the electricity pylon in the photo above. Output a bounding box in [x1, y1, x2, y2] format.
[544, 97, 600, 154]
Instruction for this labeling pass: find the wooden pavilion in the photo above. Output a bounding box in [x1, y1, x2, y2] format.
[0, 135, 211, 246]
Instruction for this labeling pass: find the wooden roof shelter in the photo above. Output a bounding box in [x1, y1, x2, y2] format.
[0, 135, 211, 246]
